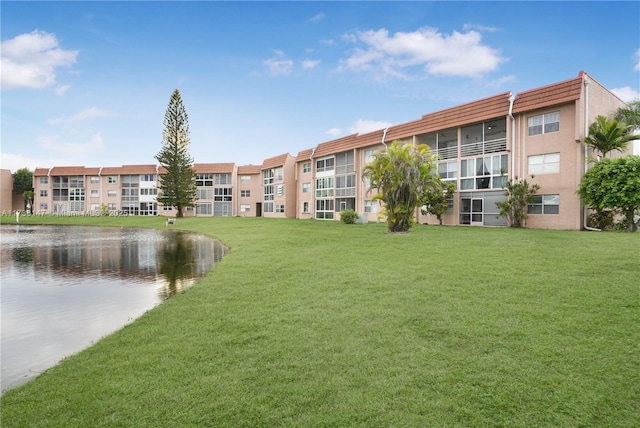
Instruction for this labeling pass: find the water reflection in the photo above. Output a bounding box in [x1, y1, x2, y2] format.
[0, 225, 225, 393]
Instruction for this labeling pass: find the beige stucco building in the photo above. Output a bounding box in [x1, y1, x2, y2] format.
[29, 72, 629, 230]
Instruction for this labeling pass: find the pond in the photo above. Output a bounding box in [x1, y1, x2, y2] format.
[0, 224, 225, 393]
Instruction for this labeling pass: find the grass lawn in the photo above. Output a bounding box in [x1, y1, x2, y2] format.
[1, 215, 638, 427]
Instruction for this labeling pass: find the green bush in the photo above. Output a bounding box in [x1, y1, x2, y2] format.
[340, 209, 359, 224]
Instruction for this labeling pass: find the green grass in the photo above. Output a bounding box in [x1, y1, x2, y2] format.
[1, 215, 639, 427]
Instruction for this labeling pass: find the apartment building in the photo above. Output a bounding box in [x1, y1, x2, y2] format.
[30, 72, 628, 230]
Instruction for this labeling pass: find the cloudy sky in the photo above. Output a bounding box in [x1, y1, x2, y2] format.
[2, 1, 639, 172]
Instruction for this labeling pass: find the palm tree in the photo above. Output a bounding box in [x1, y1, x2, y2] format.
[614, 101, 640, 128]
[585, 115, 634, 158]
[362, 140, 440, 233]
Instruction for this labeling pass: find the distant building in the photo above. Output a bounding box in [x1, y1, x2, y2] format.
[31, 72, 629, 230]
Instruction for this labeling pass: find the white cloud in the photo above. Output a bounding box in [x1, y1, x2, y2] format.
[611, 86, 640, 103]
[302, 59, 320, 70]
[326, 127, 342, 136]
[339, 27, 505, 79]
[487, 74, 516, 88]
[54, 84, 71, 96]
[634, 49, 640, 72]
[462, 23, 499, 33]
[0, 30, 78, 90]
[310, 12, 326, 23]
[264, 51, 293, 76]
[38, 132, 105, 157]
[46, 107, 112, 125]
[348, 119, 393, 135]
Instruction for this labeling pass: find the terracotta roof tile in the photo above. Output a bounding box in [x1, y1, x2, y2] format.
[193, 163, 235, 173]
[262, 153, 291, 169]
[237, 164, 262, 174]
[313, 134, 358, 158]
[295, 148, 314, 162]
[48, 166, 87, 175]
[513, 74, 583, 114]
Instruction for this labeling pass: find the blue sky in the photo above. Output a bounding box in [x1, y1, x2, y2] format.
[2, 1, 639, 173]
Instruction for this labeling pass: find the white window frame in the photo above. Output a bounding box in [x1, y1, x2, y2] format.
[528, 153, 560, 175]
[528, 111, 560, 136]
[528, 194, 559, 214]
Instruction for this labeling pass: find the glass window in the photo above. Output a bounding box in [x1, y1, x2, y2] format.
[302, 202, 309, 213]
[302, 182, 311, 193]
[108, 176, 117, 184]
[275, 205, 285, 213]
[91, 190, 99, 197]
[40, 177, 49, 184]
[240, 175, 251, 183]
[108, 190, 117, 197]
[528, 153, 560, 175]
[303, 163, 311, 173]
[241, 190, 250, 197]
[90, 176, 99, 183]
[529, 112, 560, 136]
[40, 190, 48, 197]
[240, 204, 250, 212]
[528, 194, 559, 214]
[316, 157, 335, 173]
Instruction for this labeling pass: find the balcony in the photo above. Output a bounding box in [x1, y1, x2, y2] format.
[460, 138, 507, 158]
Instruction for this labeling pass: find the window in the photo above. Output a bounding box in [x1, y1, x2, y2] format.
[364, 149, 375, 163]
[335, 151, 354, 175]
[108, 176, 117, 184]
[276, 185, 284, 196]
[140, 174, 156, 182]
[140, 188, 157, 196]
[528, 153, 560, 175]
[263, 202, 273, 213]
[241, 190, 250, 197]
[316, 157, 335, 173]
[91, 190, 99, 197]
[528, 194, 559, 214]
[316, 177, 334, 197]
[335, 174, 356, 197]
[303, 162, 311, 173]
[91, 203, 100, 211]
[460, 155, 508, 190]
[214, 188, 232, 201]
[275, 205, 285, 213]
[90, 176, 100, 184]
[302, 202, 309, 213]
[315, 199, 334, 219]
[196, 173, 214, 187]
[108, 190, 117, 197]
[274, 167, 283, 182]
[108, 203, 116, 211]
[438, 161, 458, 179]
[197, 188, 213, 200]
[121, 188, 139, 202]
[39, 203, 48, 211]
[196, 203, 213, 215]
[240, 175, 251, 183]
[215, 173, 231, 185]
[240, 204, 251, 212]
[40, 190, 48, 197]
[40, 177, 48, 184]
[302, 182, 311, 193]
[528, 111, 560, 136]
[364, 200, 378, 213]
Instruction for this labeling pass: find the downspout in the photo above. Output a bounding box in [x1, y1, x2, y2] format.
[98, 166, 103, 211]
[381, 127, 389, 149]
[508, 93, 516, 179]
[582, 74, 600, 231]
[309, 147, 316, 219]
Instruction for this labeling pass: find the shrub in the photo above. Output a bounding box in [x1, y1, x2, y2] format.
[340, 209, 359, 224]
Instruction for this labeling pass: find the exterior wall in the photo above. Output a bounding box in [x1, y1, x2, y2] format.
[1, 169, 15, 212]
[295, 157, 314, 219]
[236, 166, 262, 217]
[20, 72, 628, 230]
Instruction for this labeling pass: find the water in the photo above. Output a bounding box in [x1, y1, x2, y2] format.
[0, 225, 225, 393]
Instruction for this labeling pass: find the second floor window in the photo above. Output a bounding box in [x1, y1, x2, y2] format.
[528, 112, 559, 136]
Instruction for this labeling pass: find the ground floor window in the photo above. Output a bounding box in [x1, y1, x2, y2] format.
[528, 195, 559, 214]
[196, 203, 212, 215]
[364, 200, 378, 213]
[140, 202, 157, 216]
[213, 202, 231, 216]
[315, 199, 334, 219]
[39, 203, 48, 211]
[263, 202, 273, 213]
[240, 204, 250, 212]
[121, 203, 139, 215]
[302, 201, 309, 213]
[459, 191, 507, 226]
[335, 197, 355, 212]
[275, 204, 285, 213]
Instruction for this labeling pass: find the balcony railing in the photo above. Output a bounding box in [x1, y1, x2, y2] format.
[460, 138, 507, 157]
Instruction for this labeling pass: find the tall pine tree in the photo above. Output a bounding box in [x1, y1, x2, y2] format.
[155, 89, 197, 218]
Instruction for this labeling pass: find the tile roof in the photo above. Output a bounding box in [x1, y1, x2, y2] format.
[512, 74, 583, 114]
[313, 134, 358, 158]
[295, 148, 314, 162]
[193, 163, 235, 173]
[237, 164, 262, 174]
[262, 153, 291, 169]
